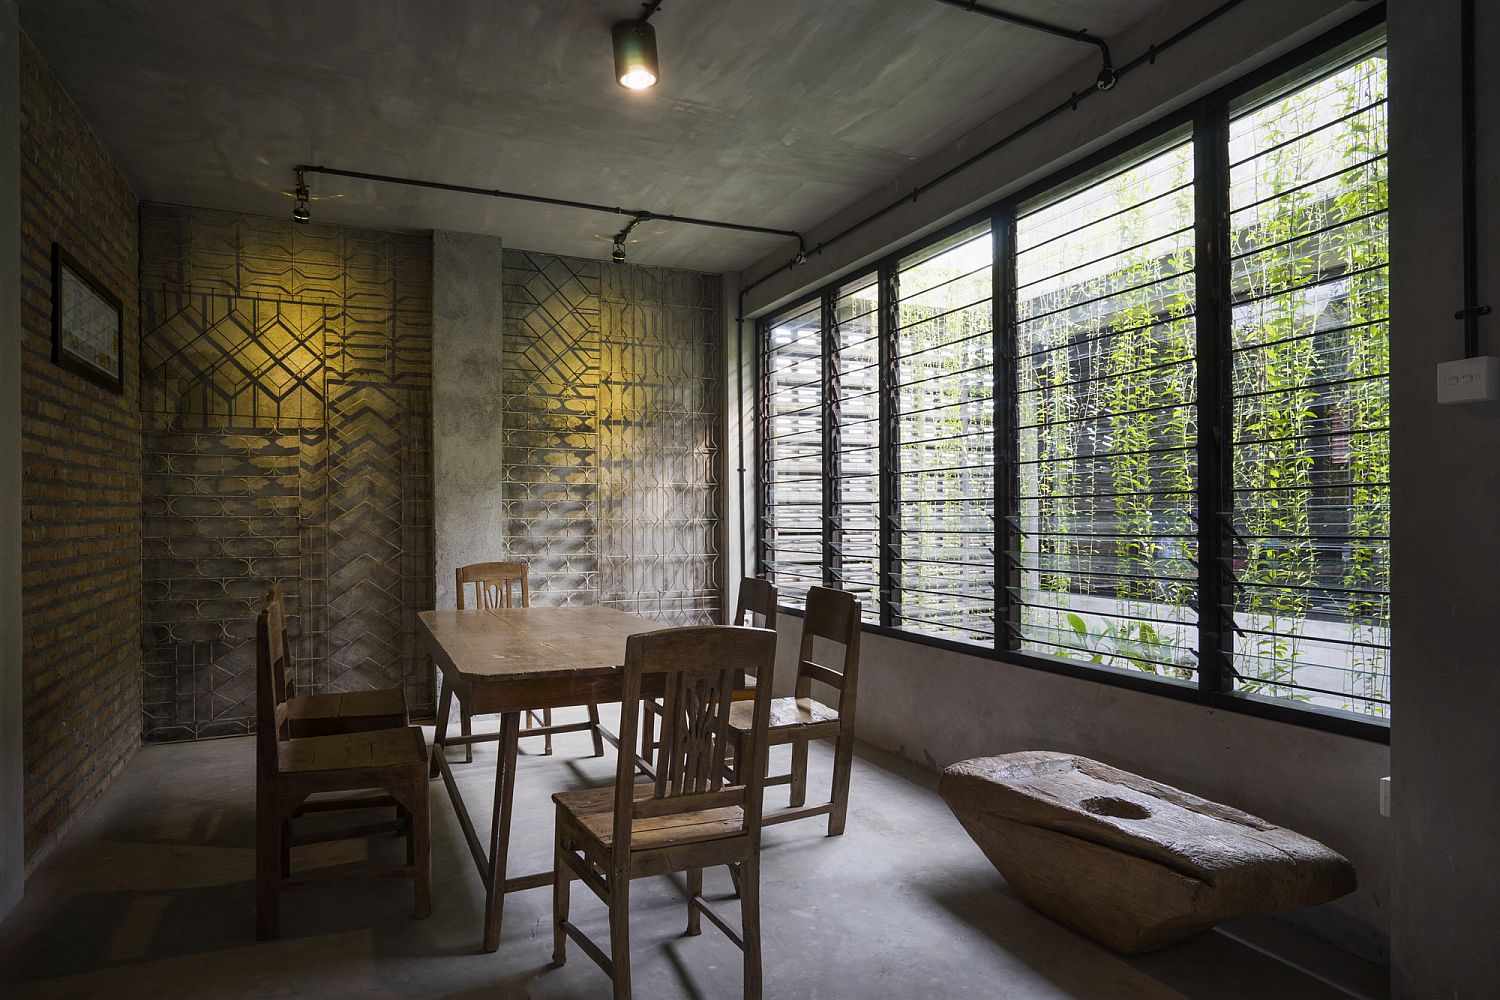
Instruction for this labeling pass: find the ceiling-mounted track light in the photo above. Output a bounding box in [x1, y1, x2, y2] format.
[613, 2, 662, 90]
[291, 167, 311, 224]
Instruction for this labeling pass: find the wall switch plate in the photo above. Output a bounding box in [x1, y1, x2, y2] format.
[1379, 776, 1391, 817]
[1436, 356, 1500, 404]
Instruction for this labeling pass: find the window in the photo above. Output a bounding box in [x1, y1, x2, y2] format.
[760, 300, 823, 607]
[832, 276, 883, 621]
[1013, 137, 1199, 679]
[1226, 44, 1390, 718]
[893, 224, 995, 643]
[755, 21, 1390, 734]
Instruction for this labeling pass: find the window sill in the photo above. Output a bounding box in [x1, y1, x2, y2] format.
[774, 605, 1391, 744]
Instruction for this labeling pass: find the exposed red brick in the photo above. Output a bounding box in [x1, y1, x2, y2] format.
[18, 33, 141, 868]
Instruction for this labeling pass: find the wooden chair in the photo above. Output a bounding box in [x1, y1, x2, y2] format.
[255, 587, 432, 940]
[263, 582, 408, 737]
[727, 585, 860, 837]
[453, 561, 604, 760]
[552, 624, 778, 1000]
[641, 578, 777, 767]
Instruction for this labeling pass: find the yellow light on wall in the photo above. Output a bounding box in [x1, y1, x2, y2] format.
[612, 20, 659, 90]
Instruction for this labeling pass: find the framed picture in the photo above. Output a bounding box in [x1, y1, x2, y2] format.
[52, 243, 123, 393]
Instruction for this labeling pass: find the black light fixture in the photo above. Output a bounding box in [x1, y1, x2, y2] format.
[612, 240, 628, 263]
[292, 167, 311, 224]
[612, 2, 662, 90]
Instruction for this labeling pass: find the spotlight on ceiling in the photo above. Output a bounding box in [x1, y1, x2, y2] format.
[292, 168, 311, 224]
[612, 16, 659, 90]
[612, 240, 628, 263]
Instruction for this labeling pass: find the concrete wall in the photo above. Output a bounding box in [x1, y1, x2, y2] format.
[1387, 1, 1500, 997]
[0, 0, 23, 922]
[432, 231, 507, 613]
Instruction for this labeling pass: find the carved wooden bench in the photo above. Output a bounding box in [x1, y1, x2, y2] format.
[939, 751, 1357, 954]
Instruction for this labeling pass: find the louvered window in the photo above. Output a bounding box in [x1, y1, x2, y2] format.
[832, 276, 883, 621]
[1226, 43, 1390, 717]
[753, 18, 1391, 735]
[892, 224, 995, 642]
[760, 300, 823, 607]
[1012, 137, 1200, 679]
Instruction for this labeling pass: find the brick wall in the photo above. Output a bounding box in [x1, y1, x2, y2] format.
[17, 34, 141, 863]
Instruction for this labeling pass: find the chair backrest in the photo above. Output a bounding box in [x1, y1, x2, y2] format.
[455, 561, 530, 610]
[796, 586, 861, 712]
[256, 584, 293, 775]
[609, 625, 778, 858]
[731, 577, 778, 629]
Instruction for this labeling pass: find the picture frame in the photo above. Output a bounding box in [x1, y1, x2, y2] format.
[52, 242, 124, 394]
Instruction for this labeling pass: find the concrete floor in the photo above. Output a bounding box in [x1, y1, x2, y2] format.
[0, 712, 1388, 999]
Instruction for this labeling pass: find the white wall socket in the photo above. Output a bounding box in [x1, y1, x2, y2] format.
[1436, 356, 1500, 404]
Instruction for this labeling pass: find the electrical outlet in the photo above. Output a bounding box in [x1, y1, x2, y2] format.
[1436, 356, 1500, 404]
[1379, 776, 1391, 817]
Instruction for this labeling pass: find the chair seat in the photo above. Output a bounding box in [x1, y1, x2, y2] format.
[728, 695, 839, 734]
[277, 727, 428, 775]
[554, 782, 744, 850]
[286, 689, 407, 735]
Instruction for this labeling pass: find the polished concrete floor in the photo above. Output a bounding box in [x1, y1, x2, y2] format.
[0, 713, 1388, 999]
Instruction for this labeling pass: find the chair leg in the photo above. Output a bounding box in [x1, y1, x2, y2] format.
[543, 708, 554, 756]
[256, 792, 282, 941]
[739, 856, 763, 1000]
[828, 731, 855, 837]
[609, 878, 632, 1000]
[686, 867, 703, 935]
[461, 708, 474, 764]
[552, 830, 570, 966]
[410, 780, 432, 919]
[588, 703, 605, 758]
[789, 739, 809, 808]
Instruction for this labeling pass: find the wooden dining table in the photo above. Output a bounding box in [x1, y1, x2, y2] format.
[418, 604, 664, 953]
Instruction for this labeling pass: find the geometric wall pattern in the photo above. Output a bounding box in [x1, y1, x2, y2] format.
[138, 206, 434, 741]
[502, 250, 723, 625]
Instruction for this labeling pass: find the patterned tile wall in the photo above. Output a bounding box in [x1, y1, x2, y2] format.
[138, 205, 433, 741]
[501, 250, 722, 624]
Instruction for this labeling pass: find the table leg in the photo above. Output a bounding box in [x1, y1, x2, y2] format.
[482, 711, 521, 953]
[430, 680, 454, 779]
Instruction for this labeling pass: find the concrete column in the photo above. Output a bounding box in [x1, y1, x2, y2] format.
[0, 0, 24, 919]
[431, 230, 508, 612]
[1388, 1, 1500, 997]
[721, 271, 753, 618]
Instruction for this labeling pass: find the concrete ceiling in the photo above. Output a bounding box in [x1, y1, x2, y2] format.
[20, 0, 1161, 272]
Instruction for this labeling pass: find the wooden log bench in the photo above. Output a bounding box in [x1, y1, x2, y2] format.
[938, 751, 1357, 955]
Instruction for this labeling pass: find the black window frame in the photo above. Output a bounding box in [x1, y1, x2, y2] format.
[753, 6, 1390, 743]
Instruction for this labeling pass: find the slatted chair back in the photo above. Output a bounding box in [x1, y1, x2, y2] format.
[795, 586, 861, 710]
[256, 585, 293, 775]
[611, 625, 777, 855]
[731, 577, 778, 630]
[456, 561, 530, 610]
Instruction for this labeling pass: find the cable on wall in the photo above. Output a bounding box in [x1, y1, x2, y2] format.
[1457, 0, 1491, 357]
[740, 0, 1253, 303]
[291, 163, 807, 264]
[930, 0, 1117, 91]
